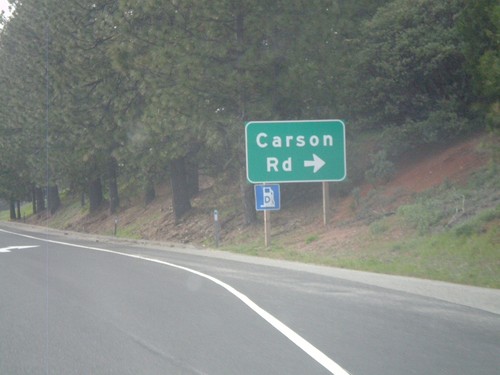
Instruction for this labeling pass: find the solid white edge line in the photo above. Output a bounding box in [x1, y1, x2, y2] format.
[0, 228, 350, 375]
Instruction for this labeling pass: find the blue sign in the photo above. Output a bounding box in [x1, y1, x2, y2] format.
[255, 184, 281, 211]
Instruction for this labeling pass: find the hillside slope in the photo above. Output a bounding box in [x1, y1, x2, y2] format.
[45, 134, 489, 239]
[22, 132, 500, 287]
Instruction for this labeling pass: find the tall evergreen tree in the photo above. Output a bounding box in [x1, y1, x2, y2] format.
[458, 0, 499, 130]
[47, 0, 138, 214]
[0, 0, 53, 212]
[351, 0, 473, 153]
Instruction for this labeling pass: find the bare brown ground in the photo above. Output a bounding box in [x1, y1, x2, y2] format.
[33, 132, 492, 252]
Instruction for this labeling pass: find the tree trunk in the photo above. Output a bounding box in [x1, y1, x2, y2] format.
[170, 157, 191, 223]
[240, 169, 256, 225]
[108, 157, 119, 214]
[32, 184, 37, 214]
[35, 187, 45, 212]
[186, 159, 199, 198]
[144, 178, 156, 206]
[9, 199, 16, 220]
[47, 185, 61, 214]
[89, 177, 103, 213]
[16, 200, 21, 219]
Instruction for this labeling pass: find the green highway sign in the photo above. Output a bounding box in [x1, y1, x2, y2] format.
[245, 120, 346, 183]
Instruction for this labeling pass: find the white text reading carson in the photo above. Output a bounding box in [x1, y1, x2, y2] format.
[256, 133, 334, 148]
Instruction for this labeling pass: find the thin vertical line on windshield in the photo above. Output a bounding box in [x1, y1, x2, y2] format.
[44, 3, 50, 374]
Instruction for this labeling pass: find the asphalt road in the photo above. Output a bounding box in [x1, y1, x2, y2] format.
[1, 223, 499, 374]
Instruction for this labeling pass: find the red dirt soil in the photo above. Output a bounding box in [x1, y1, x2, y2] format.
[290, 133, 492, 254]
[388, 134, 489, 194]
[28, 132, 493, 251]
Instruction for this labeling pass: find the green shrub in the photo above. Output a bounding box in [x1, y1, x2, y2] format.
[370, 219, 389, 235]
[455, 205, 500, 237]
[365, 150, 395, 184]
[477, 205, 500, 223]
[454, 221, 480, 237]
[397, 200, 443, 235]
[305, 235, 319, 244]
[351, 187, 361, 210]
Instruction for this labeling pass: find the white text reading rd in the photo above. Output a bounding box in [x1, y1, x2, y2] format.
[253, 132, 333, 173]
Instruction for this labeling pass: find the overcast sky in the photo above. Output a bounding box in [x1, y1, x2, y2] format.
[0, 0, 12, 18]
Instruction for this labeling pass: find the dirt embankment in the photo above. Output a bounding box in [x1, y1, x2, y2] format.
[31, 133, 493, 249]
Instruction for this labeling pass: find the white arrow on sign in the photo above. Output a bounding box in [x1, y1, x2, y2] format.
[304, 154, 326, 173]
[0, 245, 39, 253]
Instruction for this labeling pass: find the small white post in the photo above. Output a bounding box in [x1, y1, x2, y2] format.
[214, 209, 221, 247]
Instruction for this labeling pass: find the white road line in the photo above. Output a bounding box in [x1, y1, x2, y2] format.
[0, 228, 350, 375]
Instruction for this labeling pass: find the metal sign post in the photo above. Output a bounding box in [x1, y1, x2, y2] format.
[264, 210, 271, 248]
[323, 182, 330, 226]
